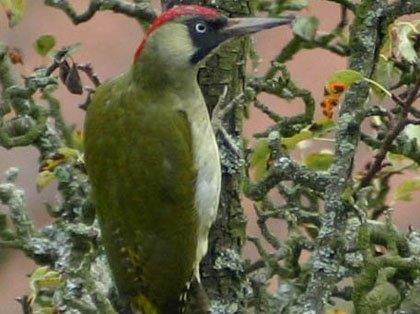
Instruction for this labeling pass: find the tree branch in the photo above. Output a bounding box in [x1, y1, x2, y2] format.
[326, 0, 356, 11]
[44, 0, 157, 24]
[360, 76, 420, 187]
[387, 0, 420, 17]
[245, 155, 330, 201]
[296, 0, 391, 311]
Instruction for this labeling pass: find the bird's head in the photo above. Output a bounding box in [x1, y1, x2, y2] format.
[134, 5, 293, 72]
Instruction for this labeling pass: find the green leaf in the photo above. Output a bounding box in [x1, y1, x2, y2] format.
[404, 124, 420, 146]
[372, 58, 401, 97]
[392, 21, 419, 63]
[30, 266, 62, 292]
[281, 120, 336, 151]
[34, 35, 56, 56]
[328, 69, 393, 98]
[327, 69, 363, 86]
[36, 171, 56, 192]
[394, 178, 420, 201]
[0, 0, 25, 27]
[387, 152, 417, 171]
[292, 16, 319, 41]
[250, 139, 271, 180]
[57, 147, 80, 159]
[303, 151, 334, 171]
[30, 266, 62, 309]
[308, 118, 336, 137]
[380, 31, 393, 60]
[36, 308, 56, 314]
[302, 223, 318, 239]
[282, 130, 313, 150]
[282, 0, 308, 11]
[363, 78, 392, 97]
[268, 0, 307, 14]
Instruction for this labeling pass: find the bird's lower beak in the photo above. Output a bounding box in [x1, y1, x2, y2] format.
[222, 16, 294, 38]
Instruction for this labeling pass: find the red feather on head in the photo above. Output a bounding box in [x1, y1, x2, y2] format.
[134, 5, 220, 61]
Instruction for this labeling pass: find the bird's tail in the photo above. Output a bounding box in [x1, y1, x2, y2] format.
[131, 279, 209, 314]
[183, 278, 210, 314]
[131, 294, 159, 314]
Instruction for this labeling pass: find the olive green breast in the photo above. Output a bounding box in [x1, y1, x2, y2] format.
[84, 71, 198, 312]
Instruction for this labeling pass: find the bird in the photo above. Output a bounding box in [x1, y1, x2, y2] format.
[84, 5, 293, 314]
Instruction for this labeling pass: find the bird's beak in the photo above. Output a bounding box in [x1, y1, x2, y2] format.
[222, 16, 294, 39]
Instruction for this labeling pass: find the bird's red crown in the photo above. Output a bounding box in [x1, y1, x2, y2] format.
[134, 5, 220, 61]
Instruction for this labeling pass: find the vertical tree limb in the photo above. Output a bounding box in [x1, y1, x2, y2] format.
[295, 1, 391, 312]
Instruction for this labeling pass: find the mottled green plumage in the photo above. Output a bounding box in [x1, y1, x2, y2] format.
[85, 74, 199, 310]
[85, 32, 202, 311]
[84, 7, 292, 313]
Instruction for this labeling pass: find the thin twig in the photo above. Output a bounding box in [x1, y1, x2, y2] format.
[253, 99, 282, 122]
[338, 5, 349, 28]
[44, 0, 157, 24]
[326, 0, 356, 11]
[77, 63, 101, 87]
[15, 295, 33, 314]
[360, 119, 409, 187]
[360, 77, 420, 187]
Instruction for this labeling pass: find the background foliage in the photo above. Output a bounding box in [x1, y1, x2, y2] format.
[0, 0, 419, 313]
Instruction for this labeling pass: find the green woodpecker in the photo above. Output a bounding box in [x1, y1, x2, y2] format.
[84, 5, 292, 314]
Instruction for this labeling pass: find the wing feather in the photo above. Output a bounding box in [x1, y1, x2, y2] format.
[85, 73, 198, 312]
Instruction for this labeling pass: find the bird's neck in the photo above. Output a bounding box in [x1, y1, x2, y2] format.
[132, 45, 199, 93]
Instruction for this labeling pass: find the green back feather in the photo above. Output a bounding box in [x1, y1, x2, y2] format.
[84, 69, 199, 313]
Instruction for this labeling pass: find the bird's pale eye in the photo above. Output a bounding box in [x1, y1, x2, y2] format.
[195, 22, 207, 34]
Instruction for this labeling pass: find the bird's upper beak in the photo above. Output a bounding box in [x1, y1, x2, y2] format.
[222, 16, 294, 38]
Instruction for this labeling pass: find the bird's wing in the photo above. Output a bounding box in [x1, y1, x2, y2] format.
[84, 74, 199, 312]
